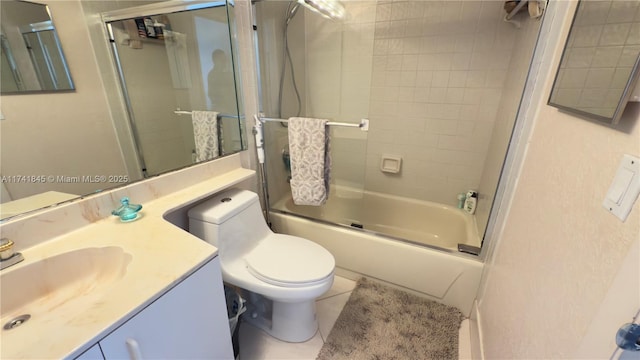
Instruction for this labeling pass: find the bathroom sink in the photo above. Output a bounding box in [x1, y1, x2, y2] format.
[0, 246, 132, 328]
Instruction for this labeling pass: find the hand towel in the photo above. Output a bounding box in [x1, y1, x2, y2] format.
[288, 117, 331, 206]
[192, 110, 220, 162]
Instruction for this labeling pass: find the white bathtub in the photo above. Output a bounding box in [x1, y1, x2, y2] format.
[272, 187, 481, 251]
[269, 187, 484, 315]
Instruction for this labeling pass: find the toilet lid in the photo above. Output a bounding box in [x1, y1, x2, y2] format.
[245, 235, 335, 287]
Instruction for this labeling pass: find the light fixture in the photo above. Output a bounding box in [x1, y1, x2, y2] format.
[297, 0, 345, 20]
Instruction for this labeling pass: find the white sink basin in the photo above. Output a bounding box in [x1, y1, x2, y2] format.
[0, 246, 132, 328]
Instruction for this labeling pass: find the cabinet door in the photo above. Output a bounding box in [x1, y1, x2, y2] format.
[99, 257, 233, 359]
[74, 343, 104, 360]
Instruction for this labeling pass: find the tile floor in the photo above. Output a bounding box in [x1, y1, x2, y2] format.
[238, 276, 357, 360]
[237, 276, 471, 360]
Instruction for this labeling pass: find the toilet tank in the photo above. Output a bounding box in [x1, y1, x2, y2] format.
[188, 189, 271, 256]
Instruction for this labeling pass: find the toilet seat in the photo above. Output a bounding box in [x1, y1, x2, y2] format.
[245, 235, 334, 288]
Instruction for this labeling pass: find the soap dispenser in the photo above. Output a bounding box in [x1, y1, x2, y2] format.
[112, 197, 143, 222]
[463, 191, 477, 215]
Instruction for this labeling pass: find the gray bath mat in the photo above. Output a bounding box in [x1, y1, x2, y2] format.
[317, 278, 465, 360]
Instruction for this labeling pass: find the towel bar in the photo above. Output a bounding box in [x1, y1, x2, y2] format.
[258, 116, 369, 131]
[174, 109, 242, 120]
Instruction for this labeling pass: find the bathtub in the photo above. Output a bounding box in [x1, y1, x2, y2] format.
[269, 187, 484, 315]
[272, 186, 481, 250]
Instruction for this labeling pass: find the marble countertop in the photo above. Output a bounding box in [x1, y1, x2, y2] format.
[0, 191, 79, 219]
[1, 167, 255, 359]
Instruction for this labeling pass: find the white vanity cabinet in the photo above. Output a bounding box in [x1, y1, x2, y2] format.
[75, 257, 233, 360]
[74, 344, 103, 360]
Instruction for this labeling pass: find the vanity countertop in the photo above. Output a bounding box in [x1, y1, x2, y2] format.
[1, 167, 255, 359]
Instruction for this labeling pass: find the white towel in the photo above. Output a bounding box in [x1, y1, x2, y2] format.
[192, 110, 219, 162]
[288, 117, 331, 206]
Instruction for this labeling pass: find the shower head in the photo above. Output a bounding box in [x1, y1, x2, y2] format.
[298, 0, 345, 20]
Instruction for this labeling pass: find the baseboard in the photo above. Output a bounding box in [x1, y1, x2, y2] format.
[459, 319, 472, 359]
[469, 300, 484, 360]
[333, 267, 361, 281]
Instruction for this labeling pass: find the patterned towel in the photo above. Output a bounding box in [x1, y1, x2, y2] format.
[288, 117, 331, 206]
[192, 110, 219, 162]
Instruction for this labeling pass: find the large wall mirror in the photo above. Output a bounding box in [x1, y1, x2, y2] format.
[0, 0, 246, 221]
[0, 0, 74, 93]
[548, 0, 640, 124]
[102, 0, 245, 177]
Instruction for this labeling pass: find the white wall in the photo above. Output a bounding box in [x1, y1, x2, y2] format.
[477, 1, 640, 358]
[363, 1, 517, 207]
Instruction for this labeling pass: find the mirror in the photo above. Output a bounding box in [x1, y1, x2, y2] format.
[548, 0, 640, 124]
[0, 0, 74, 93]
[0, 0, 246, 221]
[103, 1, 244, 177]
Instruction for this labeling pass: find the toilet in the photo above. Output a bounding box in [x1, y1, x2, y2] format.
[188, 188, 335, 343]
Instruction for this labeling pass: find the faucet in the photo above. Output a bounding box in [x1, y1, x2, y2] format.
[0, 238, 24, 270]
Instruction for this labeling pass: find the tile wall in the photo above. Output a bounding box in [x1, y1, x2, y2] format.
[254, 1, 543, 215]
[304, 2, 377, 189]
[363, 1, 517, 205]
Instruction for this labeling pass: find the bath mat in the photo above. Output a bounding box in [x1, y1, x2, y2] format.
[316, 278, 465, 360]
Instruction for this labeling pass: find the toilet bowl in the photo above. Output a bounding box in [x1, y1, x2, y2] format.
[188, 188, 335, 342]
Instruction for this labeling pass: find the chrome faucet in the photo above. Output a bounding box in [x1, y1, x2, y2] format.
[0, 238, 24, 270]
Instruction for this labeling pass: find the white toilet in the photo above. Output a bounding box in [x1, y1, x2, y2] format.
[188, 188, 335, 343]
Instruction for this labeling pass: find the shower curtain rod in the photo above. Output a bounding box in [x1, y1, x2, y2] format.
[257, 116, 370, 131]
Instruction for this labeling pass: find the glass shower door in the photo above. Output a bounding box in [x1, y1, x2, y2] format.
[263, 121, 369, 227]
[256, 0, 373, 228]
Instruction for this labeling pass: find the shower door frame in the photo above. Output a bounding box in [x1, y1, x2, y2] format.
[479, 0, 571, 262]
